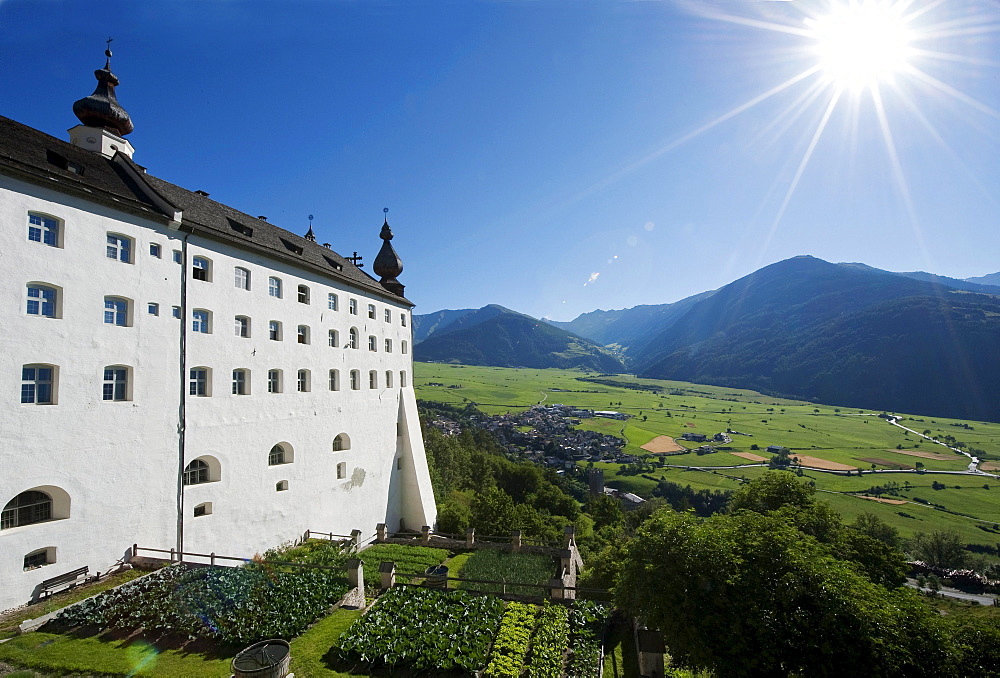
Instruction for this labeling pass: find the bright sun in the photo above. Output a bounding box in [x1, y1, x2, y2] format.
[806, 2, 915, 90]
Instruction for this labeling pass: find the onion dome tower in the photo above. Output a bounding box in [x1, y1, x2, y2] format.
[68, 40, 136, 158]
[373, 210, 405, 297]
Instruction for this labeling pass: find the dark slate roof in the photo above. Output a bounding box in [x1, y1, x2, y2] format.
[0, 114, 411, 306]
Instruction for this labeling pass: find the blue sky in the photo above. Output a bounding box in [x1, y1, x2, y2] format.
[1, 0, 998, 321]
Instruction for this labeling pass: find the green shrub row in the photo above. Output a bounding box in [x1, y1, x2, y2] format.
[456, 549, 555, 596]
[566, 600, 609, 678]
[485, 602, 538, 677]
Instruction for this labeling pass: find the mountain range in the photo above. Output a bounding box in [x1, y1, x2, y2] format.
[414, 257, 1000, 422]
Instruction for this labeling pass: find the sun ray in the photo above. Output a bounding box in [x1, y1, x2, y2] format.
[765, 86, 844, 243]
[752, 76, 831, 150]
[904, 66, 1000, 120]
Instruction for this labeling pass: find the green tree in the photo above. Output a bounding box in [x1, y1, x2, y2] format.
[728, 471, 815, 514]
[852, 512, 901, 549]
[909, 530, 969, 569]
[614, 509, 951, 677]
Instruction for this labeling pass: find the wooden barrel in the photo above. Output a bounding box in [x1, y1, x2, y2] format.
[425, 564, 449, 589]
[231, 639, 291, 678]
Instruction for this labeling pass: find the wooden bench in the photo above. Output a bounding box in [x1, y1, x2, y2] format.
[38, 566, 89, 599]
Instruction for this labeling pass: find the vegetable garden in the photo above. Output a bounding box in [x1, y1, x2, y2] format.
[54, 562, 349, 645]
[336, 586, 608, 676]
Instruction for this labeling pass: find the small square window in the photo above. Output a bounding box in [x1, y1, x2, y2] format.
[337, 462, 347, 479]
[173, 250, 182, 264]
[172, 306, 181, 319]
[148, 302, 159, 316]
[150, 243, 162, 258]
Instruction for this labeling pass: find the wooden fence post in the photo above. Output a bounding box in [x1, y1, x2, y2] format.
[421, 525, 431, 545]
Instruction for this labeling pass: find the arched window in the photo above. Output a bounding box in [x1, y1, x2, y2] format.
[235, 267, 251, 290]
[401, 340, 408, 354]
[183, 459, 210, 485]
[297, 285, 310, 304]
[401, 313, 407, 327]
[106, 233, 133, 263]
[297, 369, 311, 392]
[192, 309, 212, 334]
[268, 369, 282, 393]
[350, 370, 360, 390]
[400, 370, 407, 388]
[385, 338, 392, 353]
[367, 303, 376, 319]
[297, 325, 310, 344]
[328, 293, 338, 311]
[385, 370, 393, 388]
[28, 213, 61, 247]
[328, 329, 339, 347]
[103, 365, 130, 401]
[269, 443, 293, 465]
[329, 369, 340, 391]
[232, 369, 249, 395]
[192, 256, 212, 282]
[384, 309, 391, 323]
[348, 328, 359, 349]
[104, 296, 130, 326]
[21, 364, 56, 404]
[269, 320, 282, 341]
[332, 433, 351, 451]
[235, 315, 250, 338]
[368, 335, 377, 351]
[26, 283, 59, 318]
[349, 298, 357, 315]
[268, 276, 282, 298]
[369, 370, 378, 389]
[189, 367, 211, 397]
[2, 490, 52, 529]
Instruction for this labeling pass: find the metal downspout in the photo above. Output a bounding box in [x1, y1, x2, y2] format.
[177, 233, 190, 561]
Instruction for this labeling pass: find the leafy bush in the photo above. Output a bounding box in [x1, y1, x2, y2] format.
[337, 586, 504, 672]
[57, 563, 349, 644]
[566, 600, 608, 678]
[457, 549, 555, 596]
[485, 602, 538, 677]
[526, 602, 570, 677]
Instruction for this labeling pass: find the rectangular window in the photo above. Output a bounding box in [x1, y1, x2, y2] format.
[148, 302, 159, 316]
[103, 367, 128, 401]
[269, 321, 281, 341]
[368, 335, 377, 351]
[235, 316, 249, 337]
[27, 286, 56, 317]
[328, 329, 339, 347]
[350, 370, 360, 390]
[268, 369, 281, 393]
[337, 462, 347, 479]
[385, 338, 392, 353]
[21, 366, 53, 404]
[28, 214, 59, 247]
[297, 285, 310, 304]
[329, 369, 340, 391]
[149, 243, 162, 258]
[369, 370, 377, 389]
[173, 250, 182, 264]
[104, 298, 127, 326]
[328, 293, 338, 311]
[401, 313, 407, 327]
[269, 277, 282, 298]
[189, 368, 208, 396]
[386, 370, 393, 388]
[368, 304, 376, 319]
[235, 267, 250, 290]
[192, 257, 210, 281]
[400, 371, 407, 388]
[232, 370, 247, 395]
[297, 369, 310, 392]
[384, 309, 391, 323]
[106, 234, 131, 262]
[192, 310, 210, 333]
[172, 306, 181, 319]
[349, 299, 357, 315]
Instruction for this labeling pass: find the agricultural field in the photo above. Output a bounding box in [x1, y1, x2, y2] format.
[454, 549, 556, 597]
[414, 363, 1000, 549]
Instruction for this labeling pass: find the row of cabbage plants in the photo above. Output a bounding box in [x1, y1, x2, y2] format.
[525, 602, 570, 677]
[566, 600, 608, 678]
[56, 563, 349, 645]
[336, 586, 505, 672]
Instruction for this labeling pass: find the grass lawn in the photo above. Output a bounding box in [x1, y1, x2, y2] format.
[289, 607, 363, 678]
[0, 568, 146, 640]
[0, 630, 236, 677]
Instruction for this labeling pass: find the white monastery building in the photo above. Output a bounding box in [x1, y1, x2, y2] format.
[0, 49, 436, 612]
